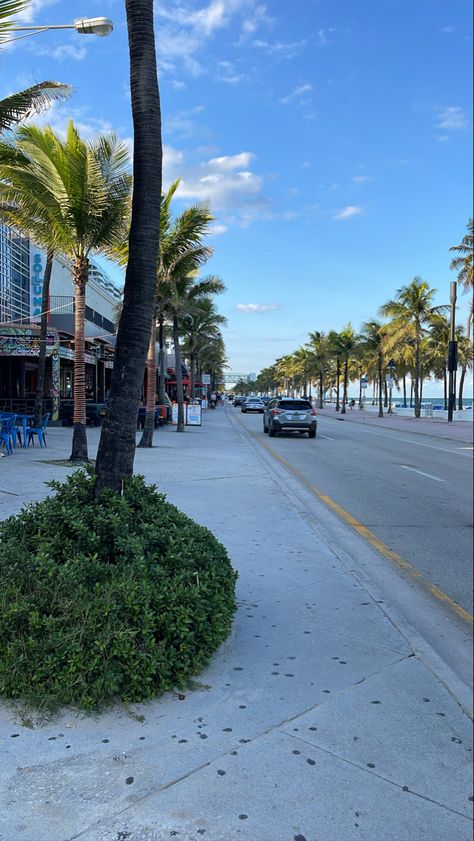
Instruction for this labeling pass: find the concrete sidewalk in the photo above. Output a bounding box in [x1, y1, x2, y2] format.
[0, 411, 472, 841]
[316, 406, 473, 442]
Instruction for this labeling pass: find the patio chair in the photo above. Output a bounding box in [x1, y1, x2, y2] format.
[0, 414, 17, 455]
[27, 413, 50, 448]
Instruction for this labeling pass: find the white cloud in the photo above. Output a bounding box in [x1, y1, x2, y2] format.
[352, 175, 372, 184]
[440, 25, 455, 34]
[280, 82, 313, 105]
[209, 223, 228, 235]
[333, 206, 362, 220]
[207, 152, 254, 170]
[236, 303, 281, 313]
[34, 42, 87, 61]
[156, 0, 271, 74]
[316, 28, 335, 47]
[435, 106, 468, 130]
[251, 39, 306, 58]
[15, 0, 58, 22]
[163, 144, 266, 227]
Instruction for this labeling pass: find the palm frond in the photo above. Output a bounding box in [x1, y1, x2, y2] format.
[0, 82, 71, 133]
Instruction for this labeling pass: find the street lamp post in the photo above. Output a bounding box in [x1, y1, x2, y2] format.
[447, 281, 458, 423]
[386, 359, 396, 414]
[5, 17, 113, 43]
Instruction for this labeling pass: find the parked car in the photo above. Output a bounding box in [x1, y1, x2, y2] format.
[263, 398, 317, 437]
[241, 397, 265, 413]
[233, 396, 244, 406]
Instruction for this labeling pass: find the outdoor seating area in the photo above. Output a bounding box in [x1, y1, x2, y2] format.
[0, 411, 50, 455]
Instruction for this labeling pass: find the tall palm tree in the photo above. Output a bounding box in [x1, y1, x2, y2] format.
[456, 330, 473, 410]
[361, 320, 384, 417]
[307, 331, 332, 408]
[95, 0, 162, 492]
[181, 297, 226, 399]
[380, 278, 447, 418]
[450, 218, 474, 336]
[331, 324, 361, 414]
[0, 0, 71, 133]
[0, 122, 131, 459]
[166, 272, 225, 432]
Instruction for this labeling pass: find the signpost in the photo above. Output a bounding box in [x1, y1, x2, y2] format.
[186, 402, 202, 426]
[448, 281, 457, 423]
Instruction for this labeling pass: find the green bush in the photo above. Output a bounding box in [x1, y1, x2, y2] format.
[0, 469, 237, 710]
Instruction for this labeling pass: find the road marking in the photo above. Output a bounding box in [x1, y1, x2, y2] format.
[236, 416, 473, 627]
[321, 420, 473, 456]
[319, 434, 334, 440]
[399, 465, 446, 483]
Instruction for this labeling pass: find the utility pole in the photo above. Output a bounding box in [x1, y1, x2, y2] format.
[448, 281, 457, 423]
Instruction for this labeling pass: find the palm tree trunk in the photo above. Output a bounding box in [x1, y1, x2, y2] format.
[70, 256, 89, 461]
[378, 352, 384, 417]
[419, 374, 423, 406]
[414, 340, 421, 418]
[458, 366, 466, 410]
[158, 314, 166, 405]
[319, 372, 323, 409]
[94, 0, 162, 494]
[402, 375, 407, 408]
[341, 357, 348, 413]
[33, 249, 53, 427]
[190, 350, 196, 399]
[335, 357, 340, 411]
[443, 368, 447, 410]
[173, 315, 185, 432]
[138, 315, 156, 447]
[410, 379, 413, 408]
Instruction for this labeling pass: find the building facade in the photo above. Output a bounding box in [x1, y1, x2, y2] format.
[0, 227, 119, 417]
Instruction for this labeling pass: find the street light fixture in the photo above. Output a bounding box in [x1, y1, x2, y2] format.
[386, 359, 396, 414]
[5, 17, 114, 43]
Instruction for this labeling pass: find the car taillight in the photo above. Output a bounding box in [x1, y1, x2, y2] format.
[311, 409, 318, 415]
[272, 408, 282, 415]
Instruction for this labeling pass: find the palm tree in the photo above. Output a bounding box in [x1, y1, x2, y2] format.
[380, 278, 447, 418]
[331, 324, 361, 414]
[428, 316, 450, 409]
[361, 320, 385, 417]
[167, 272, 225, 431]
[307, 331, 332, 408]
[457, 331, 473, 410]
[181, 297, 226, 399]
[95, 0, 162, 492]
[450, 219, 474, 336]
[0, 122, 131, 459]
[0, 1, 71, 133]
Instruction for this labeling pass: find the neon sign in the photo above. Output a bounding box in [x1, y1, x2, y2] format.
[30, 249, 44, 320]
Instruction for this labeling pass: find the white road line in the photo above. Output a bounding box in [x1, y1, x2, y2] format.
[322, 419, 472, 456]
[319, 434, 334, 440]
[399, 465, 446, 482]
[458, 446, 474, 450]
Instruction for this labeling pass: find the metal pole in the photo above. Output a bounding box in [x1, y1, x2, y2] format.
[448, 281, 457, 422]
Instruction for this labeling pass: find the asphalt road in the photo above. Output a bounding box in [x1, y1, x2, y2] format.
[235, 407, 474, 616]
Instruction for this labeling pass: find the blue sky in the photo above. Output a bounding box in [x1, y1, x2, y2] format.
[2, 0, 473, 384]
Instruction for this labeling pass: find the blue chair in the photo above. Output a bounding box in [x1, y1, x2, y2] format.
[27, 413, 50, 448]
[0, 414, 17, 455]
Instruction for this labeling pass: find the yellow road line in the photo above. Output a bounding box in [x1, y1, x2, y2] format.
[242, 420, 474, 627]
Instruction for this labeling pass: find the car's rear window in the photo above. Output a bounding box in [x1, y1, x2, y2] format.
[278, 400, 312, 410]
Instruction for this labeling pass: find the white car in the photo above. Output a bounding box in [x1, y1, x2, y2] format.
[241, 398, 265, 414]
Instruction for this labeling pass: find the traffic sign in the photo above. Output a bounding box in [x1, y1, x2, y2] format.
[386, 377, 394, 388]
[202, 373, 211, 385]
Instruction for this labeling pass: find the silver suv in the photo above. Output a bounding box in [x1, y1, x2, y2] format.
[263, 398, 317, 438]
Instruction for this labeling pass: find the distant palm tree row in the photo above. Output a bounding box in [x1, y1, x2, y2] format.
[0, 121, 228, 455]
[246, 238, 473, 419]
